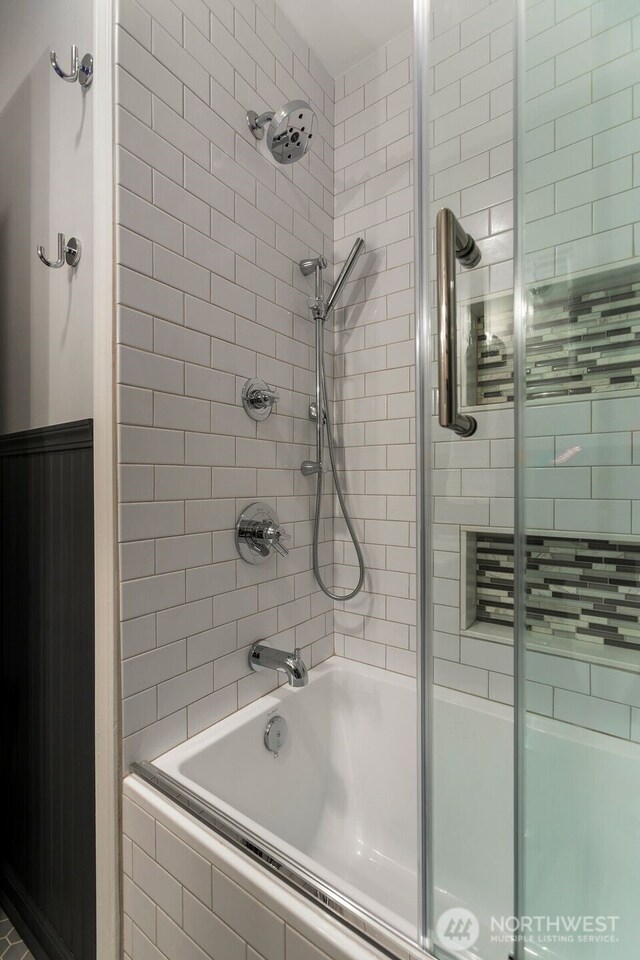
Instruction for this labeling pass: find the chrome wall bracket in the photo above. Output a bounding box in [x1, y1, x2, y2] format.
[247, 110, 275, 140]
[308, 401, 326, 423]
[242, 378, 279, 421]
[50, 44, 93, 87]
[37, 233, 82, 269]
[236, 502, 291, 563]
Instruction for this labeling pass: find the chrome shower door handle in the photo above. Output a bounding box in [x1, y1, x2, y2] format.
[436, 207, 481, 438]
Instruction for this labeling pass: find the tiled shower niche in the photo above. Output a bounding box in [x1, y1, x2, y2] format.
[464, 267, 640, 406]
[469, 532, 640, 652]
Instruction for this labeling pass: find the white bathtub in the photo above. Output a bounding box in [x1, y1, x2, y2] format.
[152, 656, 515, 958]
[523, 714, 640, 960]
[155, 657, 419, 939]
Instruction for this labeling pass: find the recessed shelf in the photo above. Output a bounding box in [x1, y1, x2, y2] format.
[464, 530, 640, 657]
[461, 265, 640, 407]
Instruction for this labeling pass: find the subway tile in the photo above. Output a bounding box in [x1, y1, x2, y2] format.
[489, 672, 514, 705]
[119, 188, 183, 254]
[122, 636, 186, 696]
[593, 397, 640, 433]
[434, 658, 489, 698]
[157, 600, 213, 647]
[526, 680, 553, 717]
[121, 569, 186, 620]
[120, 268, 184, 324]
[592, 666, 640, 709]
[118, 106, 183, 184]
[123, 687, 157, 736]
[461, 636, 513, 675]
[526, 651, 589, 694]
[212, 868, 285, 960]
[527, 401, 591, 436]
[156, 823, 212, 904]
[119, 426, 184, 465]
[555, 689, 630, 739]
[187, 683, 237, 736]
[118, 147, 153, 201]
[555, 499, 631, 534]
[132, 846, 182, 924]
[182, 890, 245, 960]
[152, 22, 208, 102]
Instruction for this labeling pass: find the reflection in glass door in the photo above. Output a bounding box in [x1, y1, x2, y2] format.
[515, 1, 640, 958]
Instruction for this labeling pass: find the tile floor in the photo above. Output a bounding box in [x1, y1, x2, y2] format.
[0, 909, 33, 960]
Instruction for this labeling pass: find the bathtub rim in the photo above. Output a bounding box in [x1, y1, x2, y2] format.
[131, 758, 425, 960]
[125, 774, 432, 960]
[150, 657, 419, 940]
[130, 660, 426, 959]
[131, 662, 513, 960]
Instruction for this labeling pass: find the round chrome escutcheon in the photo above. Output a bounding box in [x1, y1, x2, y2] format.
[264, 715, 287, 756]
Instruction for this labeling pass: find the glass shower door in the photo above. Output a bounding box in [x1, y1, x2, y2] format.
[515, 1, 640, 958]
[416, 0, 518, 956]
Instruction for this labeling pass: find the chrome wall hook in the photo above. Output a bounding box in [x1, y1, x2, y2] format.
[50, 44, 93, 87]
[37, 234, 82, 269]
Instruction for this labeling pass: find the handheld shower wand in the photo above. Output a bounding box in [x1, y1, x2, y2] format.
[299, 240, 366, 601]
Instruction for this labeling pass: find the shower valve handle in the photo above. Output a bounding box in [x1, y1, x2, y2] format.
[267, 525, 291, 558]
[242, 378, 279, 421]
[251, 521, 290, 558]
[236, 503, 291, 562]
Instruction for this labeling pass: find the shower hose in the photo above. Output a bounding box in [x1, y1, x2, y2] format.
[311, 325, 365, 601]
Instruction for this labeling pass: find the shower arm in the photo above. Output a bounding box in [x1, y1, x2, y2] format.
[247, 110, 274, 138]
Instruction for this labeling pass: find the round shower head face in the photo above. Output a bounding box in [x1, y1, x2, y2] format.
[266, 100, 316, 164]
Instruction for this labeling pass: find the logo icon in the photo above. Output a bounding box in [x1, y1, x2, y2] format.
[437, 907, 480, 953]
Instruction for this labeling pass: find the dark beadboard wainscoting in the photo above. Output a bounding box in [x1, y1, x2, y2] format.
[0, 421, 96, 960]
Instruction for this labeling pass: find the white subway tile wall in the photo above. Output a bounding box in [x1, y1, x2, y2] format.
[524, 0, 640, 282]
[332, 28, 418, 676]
[425, 0, 640, 721]
[116, 0, 338, 765]
[419, 0, 516, 700]
[116, 0, 640, 764]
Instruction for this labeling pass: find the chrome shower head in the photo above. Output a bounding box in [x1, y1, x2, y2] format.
[247, 100, 316, 164]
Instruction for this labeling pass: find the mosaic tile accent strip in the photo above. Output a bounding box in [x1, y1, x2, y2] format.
[0, 910, 33, 960]
[473, 275, 640, 405]
[473, 300, 514, 405]
[475, 533, 640, 651]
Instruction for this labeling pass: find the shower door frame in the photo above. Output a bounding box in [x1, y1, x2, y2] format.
[413, 0, 433, 952]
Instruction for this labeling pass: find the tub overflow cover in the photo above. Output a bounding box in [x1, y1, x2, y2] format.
[264, 715, 287, 757]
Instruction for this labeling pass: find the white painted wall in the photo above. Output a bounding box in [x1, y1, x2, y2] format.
[0, 0, 93, 433]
